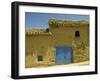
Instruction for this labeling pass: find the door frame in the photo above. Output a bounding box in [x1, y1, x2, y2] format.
[55, 46, 73, 65]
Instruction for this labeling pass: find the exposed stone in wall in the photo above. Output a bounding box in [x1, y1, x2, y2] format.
[44, 47, 56, 66]
[48, 19, 89, 28]
[72, 37, 89, 63]
[25, 19, 89, 67]
[25, 47, 56, 68]
[26, 29, 52, 36]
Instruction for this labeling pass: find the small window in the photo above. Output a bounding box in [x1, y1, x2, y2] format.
[45, 28, 49, 32]
[75, 31, 80, 37]
[37, 56, 43, 61]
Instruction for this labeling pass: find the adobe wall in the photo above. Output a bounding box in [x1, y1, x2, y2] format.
[25, 20, 89, 67]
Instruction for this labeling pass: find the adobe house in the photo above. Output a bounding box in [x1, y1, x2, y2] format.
[25, 19, 89, 68]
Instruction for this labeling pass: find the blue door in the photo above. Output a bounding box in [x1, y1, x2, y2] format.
[56, 46, 72, 65]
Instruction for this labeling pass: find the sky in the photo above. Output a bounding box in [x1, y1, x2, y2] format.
[25, 12, 89, 29]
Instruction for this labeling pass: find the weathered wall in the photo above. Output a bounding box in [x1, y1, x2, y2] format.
[25, 47, 56, 68]
[72, 38, 89, 63]
[25, 21, 89, 67]
[49, 24, 89, 46]
[26, 25, 89, 55]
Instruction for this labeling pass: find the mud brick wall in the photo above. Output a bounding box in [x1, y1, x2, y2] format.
[25, 20, 89, 67]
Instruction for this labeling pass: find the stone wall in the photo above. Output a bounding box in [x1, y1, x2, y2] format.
[25, 47, 56, 68]
[72, 38, 89, 63]
[25, 19, 89, 67]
